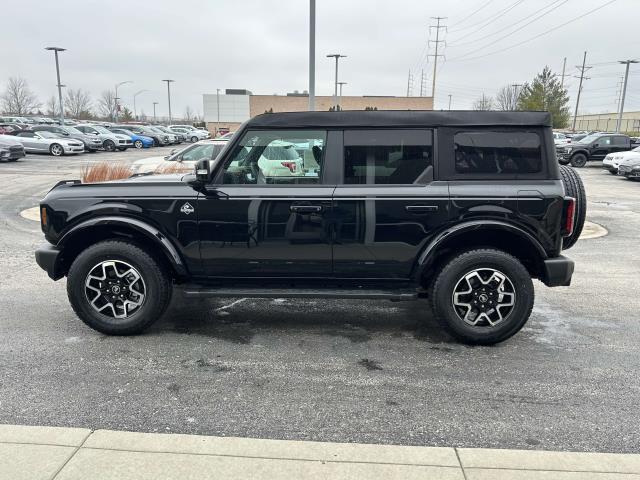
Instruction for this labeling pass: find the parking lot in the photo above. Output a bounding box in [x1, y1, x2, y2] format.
[0, 152, 639, 454]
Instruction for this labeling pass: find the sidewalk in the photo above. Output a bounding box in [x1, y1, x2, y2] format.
[1, 424, 639, 480]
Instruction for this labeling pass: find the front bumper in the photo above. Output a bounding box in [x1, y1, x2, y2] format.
[63, 145, 85, 154]
[618, 167, 640, 178]
[35, 243, 64, 280]
[541, 255, 574, 287]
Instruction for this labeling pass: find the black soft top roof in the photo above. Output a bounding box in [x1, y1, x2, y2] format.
[246, 110, 552, 129]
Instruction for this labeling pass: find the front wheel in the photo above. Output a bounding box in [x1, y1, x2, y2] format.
[190, 136, 198, 143]
[103, 140, 116, 152]
[49, 143, 64, 156]
[67, 240, 172, 335]
[429, 249, 534, 345]
[134, 140, 143, 149]
[570, 153, 588, 168]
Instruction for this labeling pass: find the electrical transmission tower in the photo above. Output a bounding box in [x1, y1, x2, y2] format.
[428, 16, 447, 105]
[420, 70, 428, 97]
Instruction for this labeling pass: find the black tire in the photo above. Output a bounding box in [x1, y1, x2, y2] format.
[608, 169, 618, 175]
[134, 140, 143, 149]
[191, 136, 198, 143]
[558, 157, 571, 166]
[49, 143, 64, 156]
[430, 249, 534, 345]
[570, 153, 588, 168]
[559, 165, 587, 250]
[117, 147, 127, 151]
[67, 240, 172, 335]
[103, 140, 116, 152]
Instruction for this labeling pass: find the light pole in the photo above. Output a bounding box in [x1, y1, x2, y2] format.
[337, 82, 347, 110]
[308, 0, 316, 111]
[162, 79, 174, 124]
[45, 47, 66, 125]
[616, 60, 638, 132]
[448, 94, 452, 110]
[133, 89, 148, 120]
[326, 54, 346, 109]
[114, 81, 132, 123]
[152, 102, 159, 123]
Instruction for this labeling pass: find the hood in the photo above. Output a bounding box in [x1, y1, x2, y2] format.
[114, 133, 131, 140]
[117, 173, 187, 183]
[132, 156, 166, 166]
[0, 134, 21, 145]
[620, 155, 640, 166]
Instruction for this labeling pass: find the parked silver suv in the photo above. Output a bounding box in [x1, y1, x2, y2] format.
[75, 124, 133, 151]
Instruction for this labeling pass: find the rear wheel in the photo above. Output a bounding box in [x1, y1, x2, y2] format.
[559, 165, 587, 250]
[430, 249, 534, 345]
[570, 153, 588, 168]
[67, 240, 172, 335]
[49, 143, 64, 156]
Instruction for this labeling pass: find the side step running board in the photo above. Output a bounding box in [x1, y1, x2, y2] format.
[180, 287, 419, 301]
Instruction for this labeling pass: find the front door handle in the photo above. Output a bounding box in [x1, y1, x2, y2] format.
[405, 205, 438, 213]
[290, 205, 323, 213]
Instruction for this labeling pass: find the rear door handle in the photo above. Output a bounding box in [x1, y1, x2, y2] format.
[290, 205, 323, 213]
[405, 205, 438, 213]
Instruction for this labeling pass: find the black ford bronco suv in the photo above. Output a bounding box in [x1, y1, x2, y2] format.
[35, 111, 585, 344]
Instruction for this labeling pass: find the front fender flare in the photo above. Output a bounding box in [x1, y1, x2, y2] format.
[58, 215, 187, 276]
[414, 220, 548, 278]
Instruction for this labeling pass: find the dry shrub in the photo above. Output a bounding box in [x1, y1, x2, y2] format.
[153, 162, 192, 174]
[81, 162, 133, 183]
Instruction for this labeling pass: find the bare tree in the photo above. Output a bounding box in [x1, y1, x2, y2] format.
[184, 106, 194, 121]
[46, 95, 59, 117]
[97, 90, 117, 121]
[64, 88, 92, 119]
[495, 85, 520, 111]
[473, 93, 494, 111]
[1, 77, 41, 114]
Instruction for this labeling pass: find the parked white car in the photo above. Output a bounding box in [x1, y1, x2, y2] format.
[553, 132, 569, 145]
[131, 139, 228, 174]
[10, 130, 84, 156]
[169, 125, 210, 142]
[75, 124, 133, 151]
[603, 146, 640, 173]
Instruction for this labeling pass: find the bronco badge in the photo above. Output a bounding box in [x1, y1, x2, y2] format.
[180, 202, 194, 215]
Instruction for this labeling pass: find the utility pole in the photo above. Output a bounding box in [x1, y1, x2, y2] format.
[616, 59, 638, 132]
[114, 81, 132, 123]
[406, 69, 414, 97]
[152, 102, 158, 123]
[572, 51, 591, 132]
[560, 57, 567, 89]
[448, 94, 452, 110]
[511, 83, 523, 110]
[162, 79, 175, 124]
[615, 76, 624, 112]
[428, 16, 447, 106]
[308, 0, 316, 111]
[326, 54, 346, 109]
[45, 47, 66, 125]
[337, 82, 347, 110]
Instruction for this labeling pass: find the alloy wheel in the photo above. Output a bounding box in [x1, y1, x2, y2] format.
[50, 144, 63, 156]
[84, 260, 146, 319]
[134, 140, 143, 149]
[452, 268, 516, 327]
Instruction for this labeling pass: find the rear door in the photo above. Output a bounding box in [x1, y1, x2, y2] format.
[197, 129, 335, 277]
[331, 129, 449, 279]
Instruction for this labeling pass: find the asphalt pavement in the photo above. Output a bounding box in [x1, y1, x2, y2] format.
[1, 149, 639, 453]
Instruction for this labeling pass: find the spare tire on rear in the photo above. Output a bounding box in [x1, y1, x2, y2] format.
[559, 165, 586, 250]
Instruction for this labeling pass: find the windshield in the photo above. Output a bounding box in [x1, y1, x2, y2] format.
[576, 134, 602, 144]
[93, 126, 111, 134]
[117, 129, 134, 136]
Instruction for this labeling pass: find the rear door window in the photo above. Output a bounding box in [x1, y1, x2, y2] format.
[342, 129, 433, 184]
[453, 131, 542, 176]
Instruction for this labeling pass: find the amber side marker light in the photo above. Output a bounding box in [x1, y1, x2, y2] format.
[41, 206, 47, 227]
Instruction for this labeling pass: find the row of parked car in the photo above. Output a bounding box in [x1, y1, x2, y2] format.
[0, 120, 211, 160]
[555, 132, 640, 168]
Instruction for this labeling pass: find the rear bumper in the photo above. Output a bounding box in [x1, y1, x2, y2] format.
[541, 255, 574, 287]
[35, 243, 64, 280]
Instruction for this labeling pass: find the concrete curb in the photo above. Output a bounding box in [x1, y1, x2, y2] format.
[1, 425, 639, 479]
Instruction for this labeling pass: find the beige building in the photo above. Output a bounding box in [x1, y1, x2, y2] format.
[573, 111, 640, 133]
[203, 90, 433, 136]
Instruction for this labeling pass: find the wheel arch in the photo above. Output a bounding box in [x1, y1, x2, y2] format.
[57, 216, 188, 279]
[415, 221, 548, 284]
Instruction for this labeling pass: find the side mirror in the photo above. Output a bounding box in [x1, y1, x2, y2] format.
[195, 159, 211, 182]
[593, 143, 599, 147]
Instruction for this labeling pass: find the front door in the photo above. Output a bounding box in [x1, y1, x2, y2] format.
[197, 129, 334, 278]
[591, 136, 613, 160]
[332, 129, 449, 279]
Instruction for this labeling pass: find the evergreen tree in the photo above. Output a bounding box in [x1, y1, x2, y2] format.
[517, 66, 570, 128]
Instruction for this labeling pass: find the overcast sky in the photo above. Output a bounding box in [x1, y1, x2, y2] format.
[2, 0, 638, 117]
